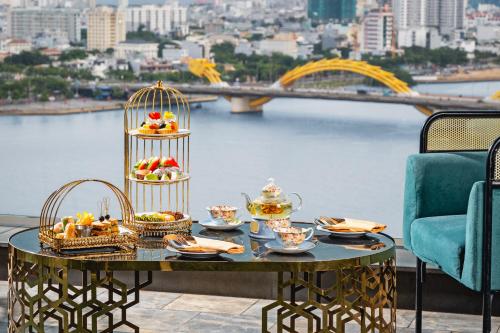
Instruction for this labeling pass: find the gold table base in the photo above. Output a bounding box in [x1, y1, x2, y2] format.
[8, 249, 152, 333]
[263, 259, 396, 333]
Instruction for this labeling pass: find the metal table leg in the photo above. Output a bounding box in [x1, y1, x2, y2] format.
[8, 248, 152, 332]
[263, 258, 397, 333]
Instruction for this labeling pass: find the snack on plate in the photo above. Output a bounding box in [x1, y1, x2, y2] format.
[134, 211, 184, 222]
[52, 210, 121, 239]
[137, 111, 179, 135]
[131, 156, 183, 181]
[63, 222, 76, 239]
[91, 221, 111, 236]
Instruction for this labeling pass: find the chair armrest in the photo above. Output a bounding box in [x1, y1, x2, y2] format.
[403, 152, 486, 250]
[462, 181, 500, 291]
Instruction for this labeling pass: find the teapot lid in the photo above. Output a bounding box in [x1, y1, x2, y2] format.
[261, 178, 282, 199]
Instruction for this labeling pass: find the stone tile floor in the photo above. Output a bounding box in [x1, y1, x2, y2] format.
[0, 282, 498, 333]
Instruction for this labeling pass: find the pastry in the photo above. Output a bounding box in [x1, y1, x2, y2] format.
[135, 211, 183, 222]
[91, 229, 111, 236]
[108, 218, 119, 234]
[91, 221, 111, 236]
[135, 169, 151, 180]
[132, 156, 182, 181]
[137, 111, 179, 135]
[63, 223, 76, 239]
[138, 127, 156, 134]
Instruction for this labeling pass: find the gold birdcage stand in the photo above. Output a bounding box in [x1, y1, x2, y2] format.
[124, 81, 192, 236]
[38, 179, 138, 252]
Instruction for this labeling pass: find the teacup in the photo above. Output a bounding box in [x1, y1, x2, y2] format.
[265, 218, 291, 230]
[207, 205, 238, 224]
[273, 226, 314, 249]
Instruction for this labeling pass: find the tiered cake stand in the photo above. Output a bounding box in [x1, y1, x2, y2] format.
[124, 81, 192, 236]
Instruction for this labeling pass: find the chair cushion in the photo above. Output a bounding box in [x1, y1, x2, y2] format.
[410, 215, 466, 280]
[403, 152, 486, 251]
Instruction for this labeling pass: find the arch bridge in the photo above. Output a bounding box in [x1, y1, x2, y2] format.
[188, 58, 433, 115]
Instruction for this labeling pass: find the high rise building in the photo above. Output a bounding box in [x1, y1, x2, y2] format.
[127, 2, 189, 37]
[308, 0, 357, 23]
[8, 8, 81, 42]
[392, 0, 427, 29]
[439, 0, 465, 36]
[361, 7, 394, 54]
[87, 6, 126, 51]
[392, 0, 464, 37]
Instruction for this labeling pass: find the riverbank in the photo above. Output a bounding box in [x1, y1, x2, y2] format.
[415, 67, 500, 83]
[0, 95, 218, 116]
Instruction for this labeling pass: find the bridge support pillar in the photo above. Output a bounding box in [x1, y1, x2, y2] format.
[231, 97, 263, 113]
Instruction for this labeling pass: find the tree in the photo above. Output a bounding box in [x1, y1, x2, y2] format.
[126, 29, 158, 42]
[105, 48, 114, 55]
[59, 49, 88, 62]
[4, 51, 50, 66]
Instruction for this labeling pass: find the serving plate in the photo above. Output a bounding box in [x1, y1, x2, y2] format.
[264, 240, 316, 254]
[127, 173, 190, 185]
[199, 218, 244, 231]
[128, 128, 190, 140]
[166, 245, 220, 259]
[134, 212, 190, 224]
[316, 225, 367, 238]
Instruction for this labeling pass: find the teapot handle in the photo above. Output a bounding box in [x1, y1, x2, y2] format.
[290, 192, 303, 213]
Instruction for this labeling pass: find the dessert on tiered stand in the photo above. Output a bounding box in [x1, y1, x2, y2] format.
[124, 81, 192, 237]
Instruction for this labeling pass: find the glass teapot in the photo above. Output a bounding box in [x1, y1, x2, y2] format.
[242, 178, 302, 220]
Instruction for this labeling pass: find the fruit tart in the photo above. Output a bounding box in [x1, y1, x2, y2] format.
[131, 156, 185, 182]
[138, 111, 179, 135]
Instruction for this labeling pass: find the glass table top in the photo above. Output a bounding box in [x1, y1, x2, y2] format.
[9, 222, 395, 272]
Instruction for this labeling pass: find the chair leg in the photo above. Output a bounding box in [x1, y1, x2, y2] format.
[416, 258, 426, 333]
[482, 291, 492, 333]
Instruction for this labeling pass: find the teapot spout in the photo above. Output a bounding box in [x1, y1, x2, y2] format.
[241, 192, 254, 214]
[241, 192, 251, 206]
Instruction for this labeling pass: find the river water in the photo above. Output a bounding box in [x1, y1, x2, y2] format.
[2, 81, 500, 237]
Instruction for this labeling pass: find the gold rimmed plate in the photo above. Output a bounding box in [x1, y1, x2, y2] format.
[128, 128, 190, 140]
[127, 173, 190, 185]
[166, 245, 220, 259]
[316, 225, 367, 238]
[133, 212, 191, 225]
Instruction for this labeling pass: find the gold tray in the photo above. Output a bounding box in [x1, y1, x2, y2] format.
[129, 216, 192, 237]
[128, 128, 190, 140]
[39, 227, 138, 252]
[127, 174, 190, 185]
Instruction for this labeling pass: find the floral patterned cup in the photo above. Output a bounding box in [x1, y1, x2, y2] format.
[207, 206, 238, 223]
[265, 218, 291, 230]
[273, 226, 314, 249]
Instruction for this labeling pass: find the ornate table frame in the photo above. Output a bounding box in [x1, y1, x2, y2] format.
[8, 226, 396, 333]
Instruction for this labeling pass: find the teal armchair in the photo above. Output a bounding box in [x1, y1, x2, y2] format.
[403, 112, 500, 333]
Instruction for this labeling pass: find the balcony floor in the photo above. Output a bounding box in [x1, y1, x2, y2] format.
[1, 281, 499, 333]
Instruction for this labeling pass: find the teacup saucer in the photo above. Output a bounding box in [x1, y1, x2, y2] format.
[249, 231, 275, 240]
[199, 218, 244, 231]
[264, 240, 316, 254]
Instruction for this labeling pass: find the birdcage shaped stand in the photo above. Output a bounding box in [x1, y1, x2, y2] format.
[124, 81, 192, 236]
[39, 179, 138, 252]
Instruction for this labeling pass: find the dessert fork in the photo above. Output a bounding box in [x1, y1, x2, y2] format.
[315, 217, 345, 226]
